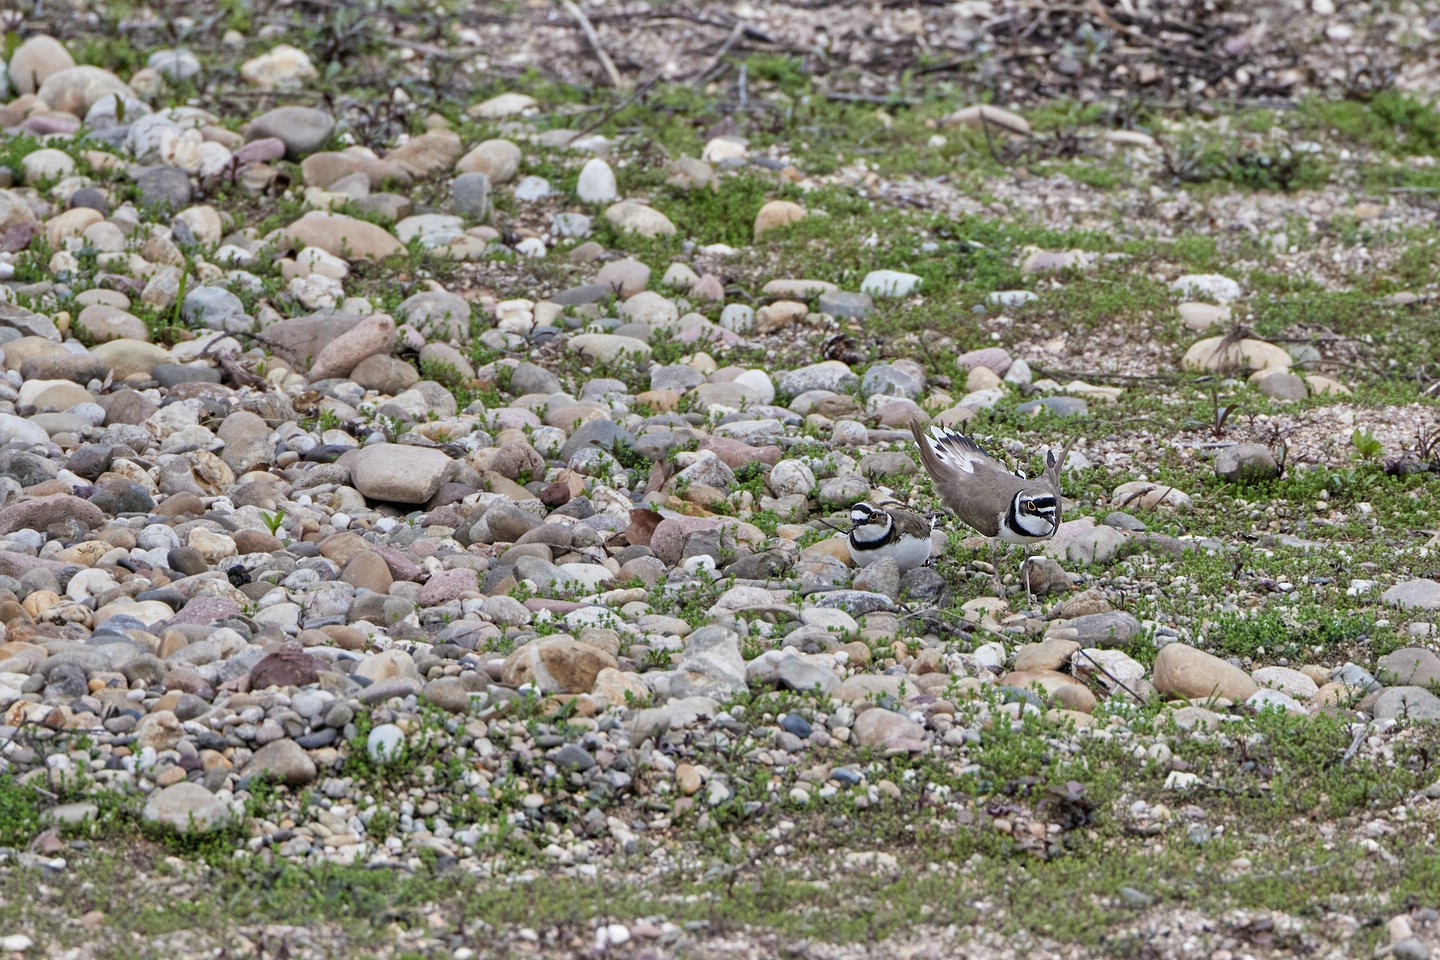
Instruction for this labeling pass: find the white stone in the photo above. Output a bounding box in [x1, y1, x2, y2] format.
[702, 137, 747, 163]
[861, 269, 922, 298]
[719, 304, 754, 333]
[1171, 274, 1241, 304]
[576, 157, 617, 204]
[987, 290, 1037, 307]
[732, 369, 775, 404]
[367, 723, 406, 763]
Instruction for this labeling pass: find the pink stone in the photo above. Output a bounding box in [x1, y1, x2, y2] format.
[169, 596, 242, 626]
[418, 568, 478, 605]
[19, 113, 80, 136]
[874, 399, 927, 428]
[649, 516, 746, 566]
[523, 598, 586, 614]
[371, 544, 423, 582]
[233, 137, 287, 165]
[492, 408, 542, 431]
[955, 347, 1013, 376]
[306, 313, 395, 380]
[0, 553, 68, 579]
[0, 494, 105, 535]
[674, 317, 740, 345]
[698, 436, 781, 469]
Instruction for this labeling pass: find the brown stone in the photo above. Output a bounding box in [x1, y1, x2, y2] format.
[754, 200, 806, 240]
[1153, 642, 1258, 702]
[502, 638, 618, 694]
[342, 551, 394, 594]
[248, 645, 322, 689]
[276, 212, 403, 262]
[1013, 638, 1080, 673]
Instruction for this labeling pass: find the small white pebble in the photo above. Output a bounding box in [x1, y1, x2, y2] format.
[594, 923, 630, 949]
[0, 934, 33, 952]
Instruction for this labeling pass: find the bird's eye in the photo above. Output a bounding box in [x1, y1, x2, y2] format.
[1023, 501, 1036, 513]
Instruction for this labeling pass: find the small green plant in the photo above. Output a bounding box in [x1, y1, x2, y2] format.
[1352, 427, 1383, 462]
[260, 510, 286, 537]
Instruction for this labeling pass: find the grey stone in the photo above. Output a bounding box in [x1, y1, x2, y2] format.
[347, 443, 454, 504]
[250, 106, 336, 159]
[852, 555, 901, 599]
[1331, 662, 1381, 692]
[1050, 611, 1142, 647]
[1024, 557, 1072, 597]
[142, 782, 231, 834]
[551, 212, 591, 238]
[858, 451, 916, 479]
[860, 364, 922, 399]
[1383, 580, 1440, 611]
[1377, 647, 1440, 687]
[514, 176, 551, 202]
[814, 590, 894, 616]
[1015, 396, 1088, 417]
[397, 290, 471, 340]
[777, 361, 858, 396]
[776, 654, 839, 694]
[451, 171, 491, 220]
[818, 290, 873, 319]
[1391, 939, 1431, 960]
[1214, 443, 1280, 483]
[1371, 686, 1440, 721]
[88, 477, 154, 514]
[899, 567, 948, 606]
[148, 48, 201, 80]
[510, 362, 562, 395]
[135, 165, 192, 209]
[651, 364, 705, 391]
[671, 625, 748, 701]
[242, 738, 317, 786]
[366, 722, 406, 763]
[552, 743, 596, 772]
[560, 418, 632, 462]
[482, 502, 542, 543]
[1102, 511, 1147, 532]
[181, 285, 246, 328]
[152, 363, 222, 388]
[552, 284, 610, 307]
[1254, 371, 1309, 401]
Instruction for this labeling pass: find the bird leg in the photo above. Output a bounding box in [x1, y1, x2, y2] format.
[1021, 551, 1036, 608]
[990, 541, 1004, 599]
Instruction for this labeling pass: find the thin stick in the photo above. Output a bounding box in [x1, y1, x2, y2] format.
[575, 75, 659, 136]
[1339, 726, 1366, 766]
[557, 0, 627, 90]
[1074, 648, 1146, 704]
[690, 21, 745, 87]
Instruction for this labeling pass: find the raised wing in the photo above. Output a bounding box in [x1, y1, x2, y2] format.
[919, 424, 1013, 479]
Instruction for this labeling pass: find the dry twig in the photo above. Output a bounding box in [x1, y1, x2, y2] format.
[557, 0, 628, 89]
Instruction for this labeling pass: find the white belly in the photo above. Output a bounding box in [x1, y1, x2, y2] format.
[849, 533, 933, 572]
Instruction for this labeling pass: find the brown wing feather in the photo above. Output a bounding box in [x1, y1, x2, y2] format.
[909, 419, 1006, 537]
[888, 507, 934, 541]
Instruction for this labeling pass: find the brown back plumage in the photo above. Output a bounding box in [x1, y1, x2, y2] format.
[909, 418, 1072, 539]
